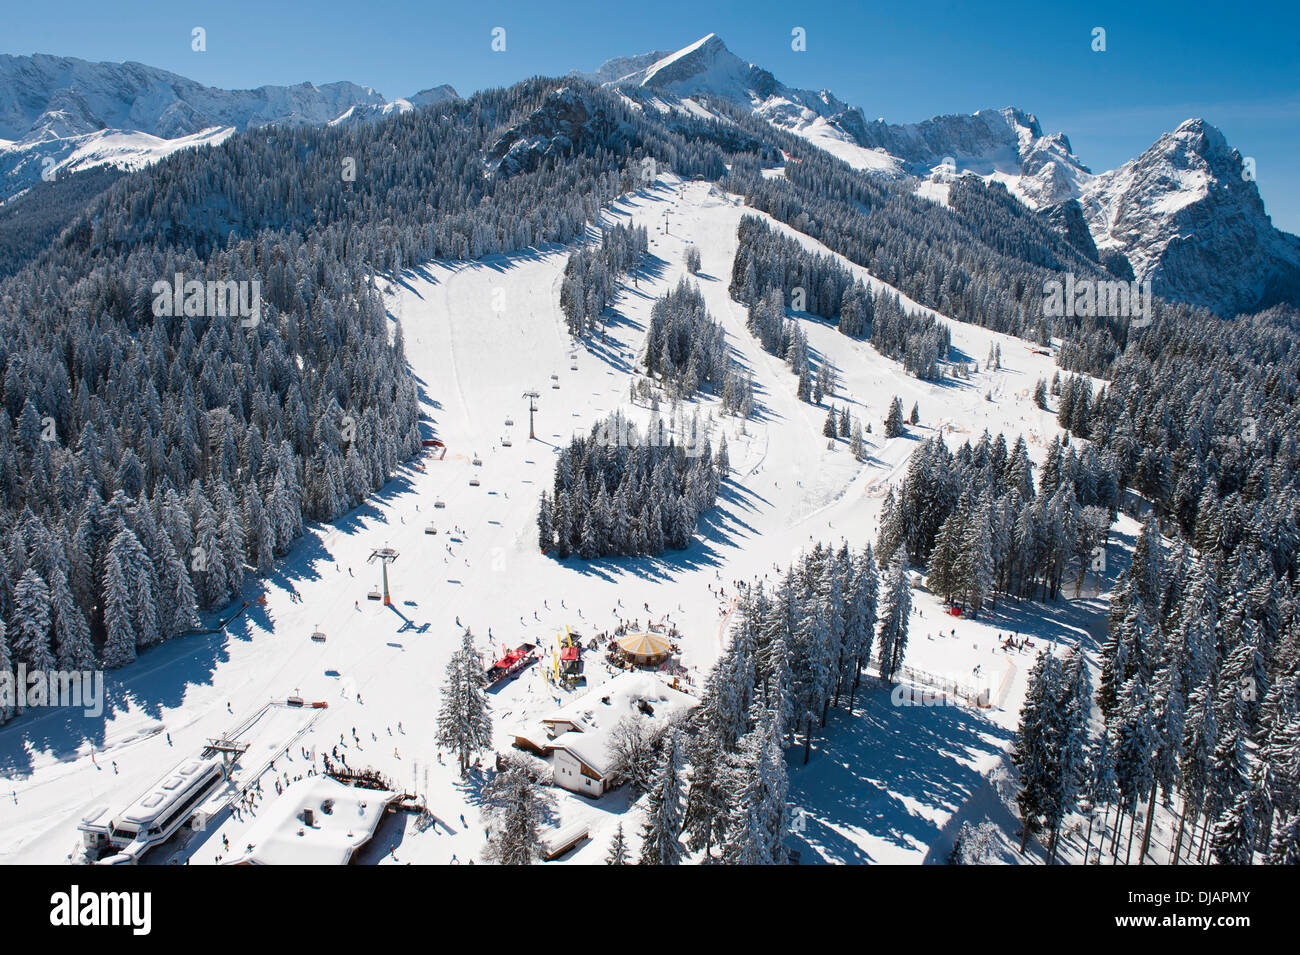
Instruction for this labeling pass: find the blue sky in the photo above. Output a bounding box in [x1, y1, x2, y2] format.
[5, 0, 1299, 230]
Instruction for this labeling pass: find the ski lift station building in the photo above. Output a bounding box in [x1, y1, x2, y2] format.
[79, 757, 227, 862]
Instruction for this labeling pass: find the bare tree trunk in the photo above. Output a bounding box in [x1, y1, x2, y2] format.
[1095, 802, 1112, 865]
[1197, 811, 1211, 863]
[1172, 796, 1191, 866]
[1259, 804, 1275, 855]
[1139, 786, 1158, 863]
[1111, 808, 1125, 864]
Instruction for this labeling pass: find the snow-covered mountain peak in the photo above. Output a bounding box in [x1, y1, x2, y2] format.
[1078, 116, 1297, 314]
[608, 33, 770, 104]
[0, 53, 458, 203]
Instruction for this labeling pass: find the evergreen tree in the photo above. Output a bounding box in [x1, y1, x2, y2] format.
[101, 551, 136, 668]
[605, 823, 630, 864]
[537, 493, 554, 553]
[639, 731, 686, 865]
[483, 756, 554, 865]
[876, 554, 911, 682]
[823, 407, 837, 439]
[436, 629, 493, 775]
[1210, 789, 1259, 865]
[884, 397, 905, 438]
[11, 569, 54, 672]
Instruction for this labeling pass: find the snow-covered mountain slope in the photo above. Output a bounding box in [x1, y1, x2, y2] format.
[329, 84, 460, 126]
[588, 35, 1089, 191]
[589, 33, 1298, 316]
[588, 33, 905, 176]
[0, 173, 1088, 865]
[1079, 119, 1300, 315]
[859, 107, 1092, 207]
[0, 54, 458, 200]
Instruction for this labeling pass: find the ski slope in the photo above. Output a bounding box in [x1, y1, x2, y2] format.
[0, 173, 1106, 865]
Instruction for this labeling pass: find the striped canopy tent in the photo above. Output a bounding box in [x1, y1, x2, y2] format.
[615, 631, 673, 665]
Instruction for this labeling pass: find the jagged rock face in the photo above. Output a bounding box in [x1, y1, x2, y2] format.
[1081, 119, 1300, 316]
[590, 36, 1093, 203]
[0, 54, 390, 143]
[593, 34, 859, 139]
[0, 54, 458, 202]
[571, 51, 674, 86]
[858, 108, 1091, 207]
[594, 33, 1300, 316]
[1036, 199, 1101, 263]
[484, 87, 635, 177]
[6, 36, 1298, 317]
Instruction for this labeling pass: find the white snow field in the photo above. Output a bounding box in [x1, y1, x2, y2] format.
[0, 173, 1119, 865]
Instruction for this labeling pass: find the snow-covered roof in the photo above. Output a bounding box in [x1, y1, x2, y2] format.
[541, 671, 698, 736]
[549, 730, 617, 777]
[542, 821, 590, 859]
[117, 757, 223, 827]
[228, 776, 396, 866]
[512, 726, 553, 754]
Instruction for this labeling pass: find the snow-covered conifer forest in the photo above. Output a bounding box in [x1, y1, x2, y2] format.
[0, 15, 1297, 897]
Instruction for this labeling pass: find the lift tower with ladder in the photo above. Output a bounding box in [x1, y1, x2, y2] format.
[368, 545, 400, 606]
[522, 390, 540, 440]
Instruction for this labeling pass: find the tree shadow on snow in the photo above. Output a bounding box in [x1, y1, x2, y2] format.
[0, 466, 429, 779]
[786, 682, 1011, 864]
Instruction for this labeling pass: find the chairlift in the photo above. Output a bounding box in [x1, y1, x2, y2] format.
[367, 589, 382, 601]
[469, 477, 481, 487]
[310, 626, 327, 642]
[434, 498, 446, 509]
[424, 524, 438, 535]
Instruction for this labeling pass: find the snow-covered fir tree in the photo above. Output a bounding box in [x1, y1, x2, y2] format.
[639, 730, 685, 865]
[482, 755, 555, 866]
[436, 629, 493, 775]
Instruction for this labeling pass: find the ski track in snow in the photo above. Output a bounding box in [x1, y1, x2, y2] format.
[0, 174, 1116, 865]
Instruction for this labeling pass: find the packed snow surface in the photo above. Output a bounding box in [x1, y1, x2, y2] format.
[0, 174, 1110, 864]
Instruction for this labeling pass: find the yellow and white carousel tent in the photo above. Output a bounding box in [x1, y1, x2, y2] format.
[615, 631, 673, 665]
